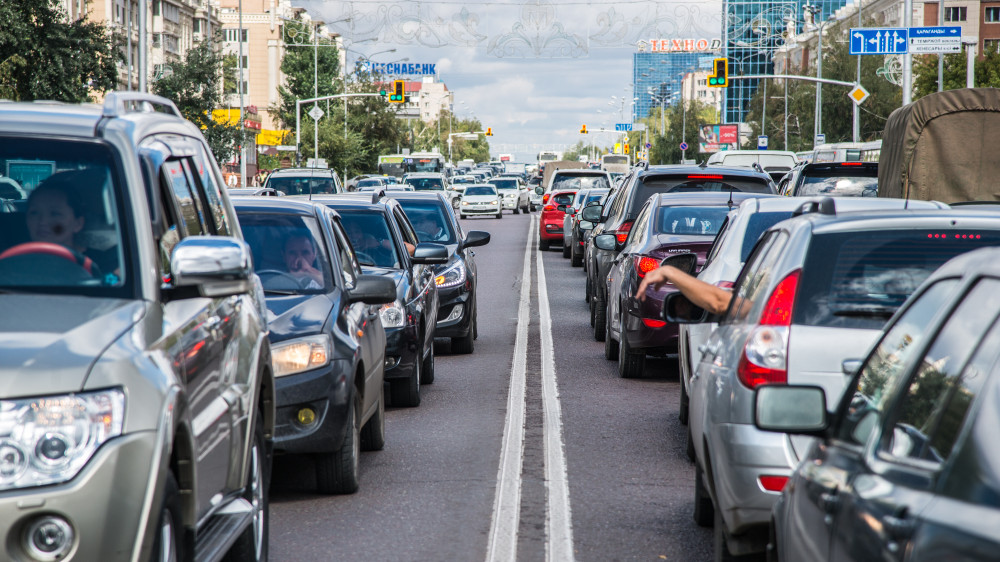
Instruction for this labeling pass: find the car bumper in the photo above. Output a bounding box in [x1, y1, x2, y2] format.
[540, 217, 565, 240]
[434, 283, 473, 338]
[622, 309, 679, 354]
[273, 359, 353, 454]
[0, 431, 157, 561]
[501, 198, 520, 209]
[459, 205, 500, 215]
[384, 325, 419, 381]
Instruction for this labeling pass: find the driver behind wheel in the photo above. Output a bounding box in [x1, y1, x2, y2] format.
[282, 233, 323, 289]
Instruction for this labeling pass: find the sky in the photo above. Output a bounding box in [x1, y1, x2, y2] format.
[297, 0, 721, 162]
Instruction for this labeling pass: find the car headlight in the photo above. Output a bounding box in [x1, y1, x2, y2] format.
[462, 201, 470, 206]
[490, 200, 498, 205]
[380, 301, 406, 328]
[272, 334, 331, 377]
[435, 261, 467, 288]
[0, 388, 124, 491]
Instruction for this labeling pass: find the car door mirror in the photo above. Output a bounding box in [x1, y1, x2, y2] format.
[754, 385, 829, 435]
[662, 292, 712, 324]
[463, 230, 491, 249]
[557, 204, 568, 212]
[168, 236, 252, 299]
[581, 205, 603, 222]
[348, 274, 396, 305]
[593, 233, 617, 251]
[412, 242, 449, 264]
[579, 220, 594, 230]
[842, 359, 862, 376]
[660, 253, 698, 275]
[534, 186, 544, 195]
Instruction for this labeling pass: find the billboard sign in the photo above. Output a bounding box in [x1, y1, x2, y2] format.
[362, 61, 437, 75]
[637, 38, 723, 53]
[698, 124, 740, 153]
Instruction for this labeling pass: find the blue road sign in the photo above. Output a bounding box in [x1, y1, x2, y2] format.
[850, 28, 908, 55]
[615, 123, 633, 132]
[909, 26, 961, 53]
[679, 142, 689, 151]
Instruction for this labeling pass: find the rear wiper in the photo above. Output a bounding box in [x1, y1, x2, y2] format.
[263, 289, 299, 295]
[831, 306, 897, 318]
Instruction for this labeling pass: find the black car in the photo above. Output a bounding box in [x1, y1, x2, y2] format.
[263, 167, 344, 196]
[233, 197, 396, 494]
[582, 164, 776, 342]
[389, 192, 491, 353]
[756, 245, 1000, 562]
[314, 194, 448, 407]
[565, 187, 609, 266]
[777, 161, 879, 197]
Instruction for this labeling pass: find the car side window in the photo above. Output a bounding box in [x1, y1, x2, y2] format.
[835, 278, 962, 448]
[193, 143, 231, 236]
[330, 219, 359, 290]
[626, 204, 650, 247]
[722, 230, 787, 325]
[877, 278, 1000, 466]
[392, 207, 419, 248]
[163, 159, 207, 237]
[704, 215, 732, 265]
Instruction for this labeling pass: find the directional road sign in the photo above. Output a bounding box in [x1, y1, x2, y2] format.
[615, 123, 633, 132]
[850, 28, 908, 55]
[909, 26, 961, 53]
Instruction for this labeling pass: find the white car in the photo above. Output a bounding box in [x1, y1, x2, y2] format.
[458, 184, 502, 219]
[489, 178, 530, 214]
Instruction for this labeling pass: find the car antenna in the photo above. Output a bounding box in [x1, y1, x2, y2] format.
[727, 185, 734, 209]
[698, 160, 708, 169]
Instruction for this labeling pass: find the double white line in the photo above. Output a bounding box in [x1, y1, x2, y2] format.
[486, 220, 574, 562]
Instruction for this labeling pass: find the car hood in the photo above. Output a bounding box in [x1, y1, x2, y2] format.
[0, 294, 145, 393]
[265, 293, 336, 344]
[361, 266, 406, 300]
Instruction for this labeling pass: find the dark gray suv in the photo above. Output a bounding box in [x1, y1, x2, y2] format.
[0, 93, 275, 562]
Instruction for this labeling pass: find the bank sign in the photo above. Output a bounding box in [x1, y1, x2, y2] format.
[637, 38, 722, 53]
[362, 61, 437, 75]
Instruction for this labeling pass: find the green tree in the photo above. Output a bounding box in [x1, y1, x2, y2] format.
[0, 0, 121, 101]
[151, 35, 242, 163]
[648, 100, 717, 164]
[276, 21, 341, 129]
[913, 48, 1000, 99]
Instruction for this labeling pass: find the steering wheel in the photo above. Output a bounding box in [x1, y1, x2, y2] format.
[0, 242, 101, 277]
[256, 269, 314, 290]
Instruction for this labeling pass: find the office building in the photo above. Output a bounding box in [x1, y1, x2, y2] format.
[633, 47, 720, 122]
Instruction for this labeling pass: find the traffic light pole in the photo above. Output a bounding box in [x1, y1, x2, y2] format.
[295, 93, 385, 166]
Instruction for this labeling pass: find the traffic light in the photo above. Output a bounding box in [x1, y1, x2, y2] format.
[485, 127, 493, 136]
[708, 58, 728, 87]
[580, 124, 588, 134]
[389, 80, 406, 103]
[624, 143, 630, 154]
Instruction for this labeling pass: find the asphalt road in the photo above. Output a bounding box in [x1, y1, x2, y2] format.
[269, 208, 713, 561]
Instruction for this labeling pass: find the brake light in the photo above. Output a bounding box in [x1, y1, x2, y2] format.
[927, 233, 982, 239]
[542, 193, 551, 204]
[841, 162, 863, 166]
[736, 270, 800, 389]
[758, 475, 789, 492]
[642, 318, 667, 328]
[688, 174, 724, 179]
[615, 220, 634, 244]
[635, 256, 660, 278]
[544, 204, 555, 211]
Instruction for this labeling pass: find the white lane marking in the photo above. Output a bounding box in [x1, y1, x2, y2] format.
[537, 245, 576, 562]
[486, 219, 535, 562]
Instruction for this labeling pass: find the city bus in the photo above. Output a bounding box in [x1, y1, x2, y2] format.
[537, 151, 562, 165]
[377, 152, 446, 177]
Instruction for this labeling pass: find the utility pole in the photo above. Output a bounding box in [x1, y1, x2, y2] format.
[239, 0, 246, 186]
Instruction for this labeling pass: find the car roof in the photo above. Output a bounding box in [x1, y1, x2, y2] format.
[268, 167, 335, 176]
[230, 196, 325, 216]
[307, 194, 393, 212]
[791, 206, 992, 236]
[640, 165, 772, 179]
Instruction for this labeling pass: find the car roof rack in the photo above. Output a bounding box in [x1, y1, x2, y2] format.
[792, 197, 837, 217]
[102, 92, 182, 118]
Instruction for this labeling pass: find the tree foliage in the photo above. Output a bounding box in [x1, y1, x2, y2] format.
[645, 100, 718, 164]
[151, 35, 242, 163]
[0, 0, 121, 102]
[913, 49, 1000, 99]
[275, 21, 341, 129]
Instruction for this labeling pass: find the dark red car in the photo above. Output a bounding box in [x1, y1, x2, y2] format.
[538, 189, 577, 250]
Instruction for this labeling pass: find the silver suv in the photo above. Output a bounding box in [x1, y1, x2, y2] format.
[0, 93, 274, 562]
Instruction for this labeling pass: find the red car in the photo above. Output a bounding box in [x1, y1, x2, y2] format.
[538, 189, 577, 250]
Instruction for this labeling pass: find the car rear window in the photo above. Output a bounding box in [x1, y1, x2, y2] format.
[406, 177, 444, 191]
[635, 175, 773, 211]
[490, 179, 519, 190]
[655, 206, 730, 236]
[267, 176, 339, 195]
[740, 211, 796, 262]
[794, 230, 997, 329]
[552, 174, 610, 191]
[797, 168, 878, 197]
[551, 192, 576, 206]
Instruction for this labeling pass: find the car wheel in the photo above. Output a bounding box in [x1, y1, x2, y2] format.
[592, 290, 606, 342]
[562, 242, 571, 258]
[686, 425, 697, 462]
[315, 396, 360, 494]
[523, 202, 531, 213]
[496, 210, 502, 219]
[694, 464, 714, 527]
[589, 286, 596, 325]
[539, 239, 550, 251]
[361, 390, 387, 449]
[571, 244, 583, 267]
[225, 415, 270, 561]
[391, 355, 421, 407]
[152, 471, 183, 562]
[618, 320, 646, 379]
[603, 315, 619, 360]
[679, 377, 690, 425]
[451, 326, 475, 354]
[513, 206, 520, 215]
[420, 345, 435, 385]
[459, 213, 466, 219]
[472, 306, 479, 340]
[767, 520, 780, 562]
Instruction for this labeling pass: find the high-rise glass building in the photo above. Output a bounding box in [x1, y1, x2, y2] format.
[633, 52, 712, 122]
[724, 0, 850, 123]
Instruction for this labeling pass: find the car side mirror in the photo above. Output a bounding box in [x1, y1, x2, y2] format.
[754, 385, 829, 435]
[348, 274, 397, 305]
[557, 204, 568, 212]
[534, 186, 544, 195]
[412, 242, 449, 264]
[593, 233, 617, 251]
[662, 292, 711, 324]
[581, 205, 603, 222]
[463, 230, 491, 248]
[579, 220, 594, 231]
[842, 359, 862, 376]
[167, 236, 252, 299]
[660, 253, 698, 275]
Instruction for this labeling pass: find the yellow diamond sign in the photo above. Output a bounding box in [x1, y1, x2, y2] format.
[848, 85, 870, 106]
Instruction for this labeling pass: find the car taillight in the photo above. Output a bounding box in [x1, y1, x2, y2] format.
[544, 204, 555, 211]
[542, 193, 550, 204]
[758, 475, 789, 492]
[642, 318, 667, 328]
[736, 270, 800, 389]
[635, 256, 660, 278]
[614, 220, 633, 244]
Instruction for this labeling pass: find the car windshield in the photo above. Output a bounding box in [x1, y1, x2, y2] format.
[655, 206, 730, 236]
[337, 210, 401, 268]
[552, 174, 610, 191]
[237, 213, 333, 294]
[398, 201, 456, 244]
[357, 179, 383, 188]
[464, 186, 496, 196]
[405, 177, 444, 191]
[798, 171, 878, 197]
[452, 177, 476, 184]
[490, 179, 519, 191]
[639, 174, 773, 194]
[795, 230, 998, 329]
[0, 136, 129, 295]
[265, 175, 338, 196]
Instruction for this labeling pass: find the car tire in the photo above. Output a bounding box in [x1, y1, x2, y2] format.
[452, 327, 474, 354]
[361, 390, 387, 449]
[593, 290, 606, 342]
[420, 346, 435, 385]
[472, 306, 479, 340]
[513, 207, 520, 215]
[225, 416, 270, 562]
[562, 242, 571, 258]
[618, 320, 645, 379]
[496, 210, 502, 219]
[694, 464, 714, 527]
[571, 244, 583, 267]
[539, 239, 550, 251]
[523, 202, 531, 213]
[585, 276, 592, 304]
[604, 316, 619, 360]
[713, 506, 742, 562]
[151, 471, 184, 562]
[686, 425, 697, 462]
[391, 357, 421, 407]
[679, 377, 690, 425]
[315, 396, 360, 494]
[459, 213, 466, 219]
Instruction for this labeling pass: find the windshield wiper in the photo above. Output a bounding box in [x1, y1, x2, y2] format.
[831, 305, 897, 318]
[263, 289, 299, 295]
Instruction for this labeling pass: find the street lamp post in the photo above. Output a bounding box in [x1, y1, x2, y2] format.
[805, 3, 830, 147]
